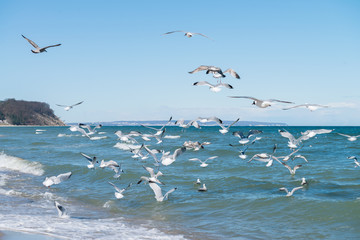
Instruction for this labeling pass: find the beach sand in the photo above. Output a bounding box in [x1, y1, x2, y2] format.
[0, 230, 60, 240]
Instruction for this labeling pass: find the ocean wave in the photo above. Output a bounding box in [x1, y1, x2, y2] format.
[90, 136, 108, 140]
[0, 152, 44, 176]
[164, 135, 181, 139]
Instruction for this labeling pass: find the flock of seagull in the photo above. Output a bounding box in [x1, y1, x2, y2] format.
[21, 32, 357, 219]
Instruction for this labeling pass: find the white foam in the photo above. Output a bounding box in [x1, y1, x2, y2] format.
[113, 143, 141, 151]
[0, 214, 186, 240]
[164, 135, 181, 139]
[90, 136, 108, 140]
[0, 152, 44, 176]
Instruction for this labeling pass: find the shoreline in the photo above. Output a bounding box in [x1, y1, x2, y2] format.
[0, 230, 61, 240]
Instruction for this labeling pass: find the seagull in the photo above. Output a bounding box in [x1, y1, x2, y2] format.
[233, 130, 263, 145]
[79, 123, 102, 135]
[281, 162, 302, 175]
[189, 65, 240, 81]
[229, 144, 250, 159]
[148, 182, 177, 202]
[43, 172, 72, 187]
[175, 119, 200, 129]
[279, 186, 303, 197]
[195, 178, 201, 185]
[183, 141, 211, 151]
[108, 182, 132, 199]
[218, 118, 240, 134]
[162, 30, 211, 39]
[198, 184, 207, 192]
[69, 125, 91, 139]
[282, 104, 328, 111]
[161, 146, 186, 166]
[292, 154, 308, 163]
[228, 96, 294, 108]
[54, 201, 68, 218]
[337, 133, 360, 142]
[56, 101, 84, 111]
[348, 156, 360, 168]
[248, 144, 277, 167]
[100, 160, 119, 168]
[277, 147, 303, 162]
[22, 35, 61, 53]
[109, 164, 124, 178]
[80, 152, 98, 169]
[137, 165, 164, 185]
[301, 129, 333, 138]
[301, 177, 308, 186]
[193, 81, 233, 92]
[141, 117, 172, 136]
[189, 156, 218, 168]
[278, 129, 309, 149]
[114, 130, 139, 143]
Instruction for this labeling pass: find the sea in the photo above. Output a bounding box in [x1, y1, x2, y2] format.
[0, 125, 359, 239]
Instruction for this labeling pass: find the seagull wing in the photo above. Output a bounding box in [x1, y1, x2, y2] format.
[193, 81, 214, 87]
[189, 158, 201, 162]
[162, 30, 185, 35]
[70, 101, 84, 107]
[143, 165, 155, 178]
[55, 172, 72, 184]
[217, 83, 233, 89]
[268, 99, 294, 104]
[228, 118, 240, 128]
[173, 146, 186, 159]
[41, 43, 61, 50]
[193, 32, 212, 39]
[80, 153, 93, 162]
[189, 65, 210, 74]
[163, 187, 177, 200]
[290, 186, 303, 195]
[56, 104, 68, 107]
[108, 182, 122, 193]
[205, 156, 218, 162]
[148, 182, 163, 201]
[337, 133, 351, 138]
[228, 96, 259, 101]
[224, 68, 240, 79]
[22, 35, 39, 48]
[143, 145, 159, 163]
[278, 129, 295, 142]
[282, 104, 306, 110]
[247, 130, 263, 138]
[279, 187, 289, 194]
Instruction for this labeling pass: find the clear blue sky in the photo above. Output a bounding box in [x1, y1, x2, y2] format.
[0, 0, 359, 125]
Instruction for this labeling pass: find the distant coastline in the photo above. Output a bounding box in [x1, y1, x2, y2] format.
[67, 120, 288, 127]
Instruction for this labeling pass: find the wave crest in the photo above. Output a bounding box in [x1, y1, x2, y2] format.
[0, 152, 44, 176]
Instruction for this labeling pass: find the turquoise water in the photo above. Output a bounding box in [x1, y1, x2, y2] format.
[0, 126, 359, 239]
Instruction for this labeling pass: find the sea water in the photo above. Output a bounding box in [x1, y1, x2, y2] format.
[0, 126, 359, 239]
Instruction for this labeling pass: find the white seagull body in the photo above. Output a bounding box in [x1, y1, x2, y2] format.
[198, 184, 207, 192]
[218, 118, 240, 134]
[22, 35, 61, 53]
[189, 65, 240, 81]
[43, 172, 72, 187]
[229, 96, 294, 108]
[56, 101, 84, 111]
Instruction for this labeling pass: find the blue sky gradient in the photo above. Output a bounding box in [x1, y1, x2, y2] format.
[1, 0, 359, 125]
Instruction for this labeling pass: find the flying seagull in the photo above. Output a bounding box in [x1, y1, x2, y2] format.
[189, 156, 218, 168]
[43, 172, 72, 187]
[279, 186, 303, 197]
[162, 30, 211, 40]
[80, 152, 98, 169]
[56, 101, 84, 111]
[108, 182, 132, 199]
[348, 156, 360, 168]
[228, 96, 294, 108]
[148, 182, 177, 202]
[282, 104, 328, 111]
[189, 65, 240, 81]
[22, 35, 61, 53]
[54, 201, 68, 218]
[193, 81, 233, 92]
[161, 146, 186, 166]
[337, 133, 360, 142]
[218, 118, 240, 134]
